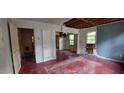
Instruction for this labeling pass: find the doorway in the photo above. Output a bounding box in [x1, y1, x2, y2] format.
[56, 32, 66, 61]
[18, 28, 36, 65]
[56, 32, 60, 50]
[55, 32, 78, 61]
[68, 33, 78, 53]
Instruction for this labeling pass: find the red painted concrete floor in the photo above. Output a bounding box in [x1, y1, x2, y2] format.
[19, 51, 124, 74]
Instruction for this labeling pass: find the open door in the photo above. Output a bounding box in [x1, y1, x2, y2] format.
[18, 28, 36, 65]
[9, 22, 21, 74]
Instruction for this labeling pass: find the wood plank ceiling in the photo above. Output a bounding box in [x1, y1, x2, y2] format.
[64, 18, 124, 29]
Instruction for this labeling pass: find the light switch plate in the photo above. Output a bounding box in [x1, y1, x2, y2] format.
[0, 27, 3, 49]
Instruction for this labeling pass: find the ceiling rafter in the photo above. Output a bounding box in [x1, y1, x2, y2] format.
[80, 18, 96, 26]
[64, 18, 124, 29]
[64, 18, 80, 26]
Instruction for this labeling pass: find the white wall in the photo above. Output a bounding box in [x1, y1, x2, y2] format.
[77, 27, 97, 54]
[12, 19, 79, 63]
[0, 19, 13, 74]
[59, 37, 64, 50]
[77, 30, 87, 54]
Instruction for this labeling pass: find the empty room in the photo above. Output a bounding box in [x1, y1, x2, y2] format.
[0, 18, 124, 74]
[2, 1, 124, 93]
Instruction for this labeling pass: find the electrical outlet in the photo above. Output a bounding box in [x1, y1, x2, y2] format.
[0, 29, 3, 49]
[120, 54, 122, 58]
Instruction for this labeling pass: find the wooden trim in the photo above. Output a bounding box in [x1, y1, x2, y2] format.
[7, 22, 15, 74]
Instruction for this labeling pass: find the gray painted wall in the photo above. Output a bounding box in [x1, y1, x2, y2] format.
[0, 19, 13, 74]
[97, 21, 124, 61]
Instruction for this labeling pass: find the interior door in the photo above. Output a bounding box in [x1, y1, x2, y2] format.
[43, 30, 53, 61]
[9, 22, 21, 73]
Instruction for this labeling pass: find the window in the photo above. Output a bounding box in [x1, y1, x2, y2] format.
[87, 32, 96, 44]
[69, 34, 74, 45]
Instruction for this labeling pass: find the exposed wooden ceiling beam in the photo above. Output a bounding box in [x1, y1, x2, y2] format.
[64, 18, 80, 26]
[65, 20, 82, 27]
[64, 18, 124, 29]
[79, 18, 96, 26]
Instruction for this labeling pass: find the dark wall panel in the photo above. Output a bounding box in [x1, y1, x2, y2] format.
[97, 21, 124, 61]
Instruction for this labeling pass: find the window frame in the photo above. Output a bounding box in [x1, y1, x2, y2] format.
[69, 34, 75, 45]
[87, 32, 96, 44]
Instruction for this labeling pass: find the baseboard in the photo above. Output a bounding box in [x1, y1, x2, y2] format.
[43, 56, 55, 62]
[95, 53, 124, 63]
